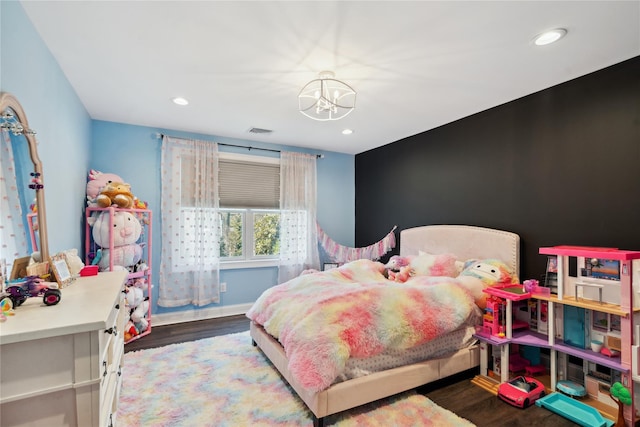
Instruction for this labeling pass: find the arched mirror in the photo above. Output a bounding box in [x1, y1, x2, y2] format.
[0, 92, 49, 278]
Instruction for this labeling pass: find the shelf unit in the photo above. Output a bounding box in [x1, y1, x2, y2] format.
[85, 206, 152, 344]
[473, 245, 640, 426]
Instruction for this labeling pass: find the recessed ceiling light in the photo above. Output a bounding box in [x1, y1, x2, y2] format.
[342, 129, 353, 135]
[533, 28, 567, 46]
[172, 97, 189, 106]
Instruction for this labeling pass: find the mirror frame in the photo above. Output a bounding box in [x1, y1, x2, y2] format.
[0, 92, 49, 262]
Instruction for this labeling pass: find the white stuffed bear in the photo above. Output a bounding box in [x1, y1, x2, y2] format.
[130, 299, 149, 333]
[92, 210, 143, 271]
[124, 286, 144, 309]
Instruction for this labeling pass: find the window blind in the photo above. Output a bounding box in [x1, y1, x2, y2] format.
[219, 159, 280, 208]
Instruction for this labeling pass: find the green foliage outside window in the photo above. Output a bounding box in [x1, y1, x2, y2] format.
[254, 213, 280, 256]
[220, 210, 280, 258]
[220, 212, 242, 257]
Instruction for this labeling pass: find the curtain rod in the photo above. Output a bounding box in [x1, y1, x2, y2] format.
[156, 133, 324, 159]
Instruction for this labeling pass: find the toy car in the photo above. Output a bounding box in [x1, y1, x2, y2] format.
[497, 375, 546, 408]
[1, 275, 61, 307]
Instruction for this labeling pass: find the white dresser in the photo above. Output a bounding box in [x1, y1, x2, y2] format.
[1, 271, 128, 427]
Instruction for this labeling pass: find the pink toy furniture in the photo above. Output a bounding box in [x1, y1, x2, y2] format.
[482, 297, 505, 337]
[509, 353, 531, 373]
[525, 364, 546, 376]
[508, 344, 531, 373]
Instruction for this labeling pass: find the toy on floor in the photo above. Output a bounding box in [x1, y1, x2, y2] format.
[525, 364, 546, 376]
[536, 393, 614, 427]
[497, 375, 546, 408]
[556, 380, 587, 398]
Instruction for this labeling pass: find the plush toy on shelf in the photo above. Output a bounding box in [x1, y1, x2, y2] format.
[123, 277, 150, 341]
[95, 181, 135, 209]
[91, 210, 143, 271]
[124, 282, 149, 335]
[124, 285, 144, 308]
[124, 320, 139, 341]
[130, 299, 149, 334]
[86, 170, 124, 207]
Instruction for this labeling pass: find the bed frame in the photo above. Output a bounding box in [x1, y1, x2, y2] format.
[250, 224, 520, 426]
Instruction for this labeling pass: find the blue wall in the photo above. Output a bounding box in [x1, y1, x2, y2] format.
[2, 2, 355, 318]
[91, 121, 355, 315]
[1, 1, 92, 254]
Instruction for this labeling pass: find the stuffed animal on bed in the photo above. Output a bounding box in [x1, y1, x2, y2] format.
[385, 253, 459, 278]
[456, 259, 518, 309]
[388, 265, 415, 282]
[385, 255, 410, 272]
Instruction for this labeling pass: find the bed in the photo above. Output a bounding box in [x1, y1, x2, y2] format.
[248, 224, 520, 426]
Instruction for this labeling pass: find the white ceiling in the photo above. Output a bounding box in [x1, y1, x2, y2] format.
[20, 1, 640, 155]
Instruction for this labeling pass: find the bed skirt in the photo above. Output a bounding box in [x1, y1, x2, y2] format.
[250, 321, 480, 420]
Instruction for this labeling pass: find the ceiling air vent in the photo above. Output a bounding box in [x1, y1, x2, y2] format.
[248, 127, 273, 135]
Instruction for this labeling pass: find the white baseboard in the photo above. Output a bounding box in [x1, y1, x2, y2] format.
[152, 303, 254, 326]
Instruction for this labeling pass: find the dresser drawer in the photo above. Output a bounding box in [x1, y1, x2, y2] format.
[99, 292, 125, 401]
[100, 340, 123, 427]
[99, 295, 123, 355]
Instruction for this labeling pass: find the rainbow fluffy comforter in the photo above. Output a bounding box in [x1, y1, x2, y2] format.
[246, 259, 477, 392]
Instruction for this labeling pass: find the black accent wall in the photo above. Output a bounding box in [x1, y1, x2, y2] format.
[355, 56, 640, 280]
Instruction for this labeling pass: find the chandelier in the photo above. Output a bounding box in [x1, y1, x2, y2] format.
[298, 71, 356, 121]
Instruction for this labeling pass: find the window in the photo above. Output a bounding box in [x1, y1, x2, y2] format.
[173, 150, 281, 268]
[218, 153, 280, 266]
[220, 209, 280, 260]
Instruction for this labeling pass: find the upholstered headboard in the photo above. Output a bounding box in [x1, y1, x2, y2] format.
[400, 225, 520, 278]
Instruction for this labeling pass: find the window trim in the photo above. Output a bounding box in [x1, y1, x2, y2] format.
[221, 258, 279, 270]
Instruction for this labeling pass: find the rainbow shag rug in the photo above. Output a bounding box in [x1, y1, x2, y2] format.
[119, 331, 475, 426]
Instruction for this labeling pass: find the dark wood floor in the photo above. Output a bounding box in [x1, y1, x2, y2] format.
[125, 315, 578, 426]
[124, 314, 252, 352]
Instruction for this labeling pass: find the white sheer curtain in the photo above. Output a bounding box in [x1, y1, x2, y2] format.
[158, 136, 221, 307]
[278, 151, 320, 282]
[0, 129, 28, 268]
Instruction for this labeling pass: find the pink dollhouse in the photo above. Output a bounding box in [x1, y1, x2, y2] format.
[473, 245, 640, 426]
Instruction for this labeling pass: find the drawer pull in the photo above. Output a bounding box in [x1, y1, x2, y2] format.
[104, 326, 118, 335]
[102, 361, 107, 378]
[108, 414, 113, 427]
[115, 303, 120, 309]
